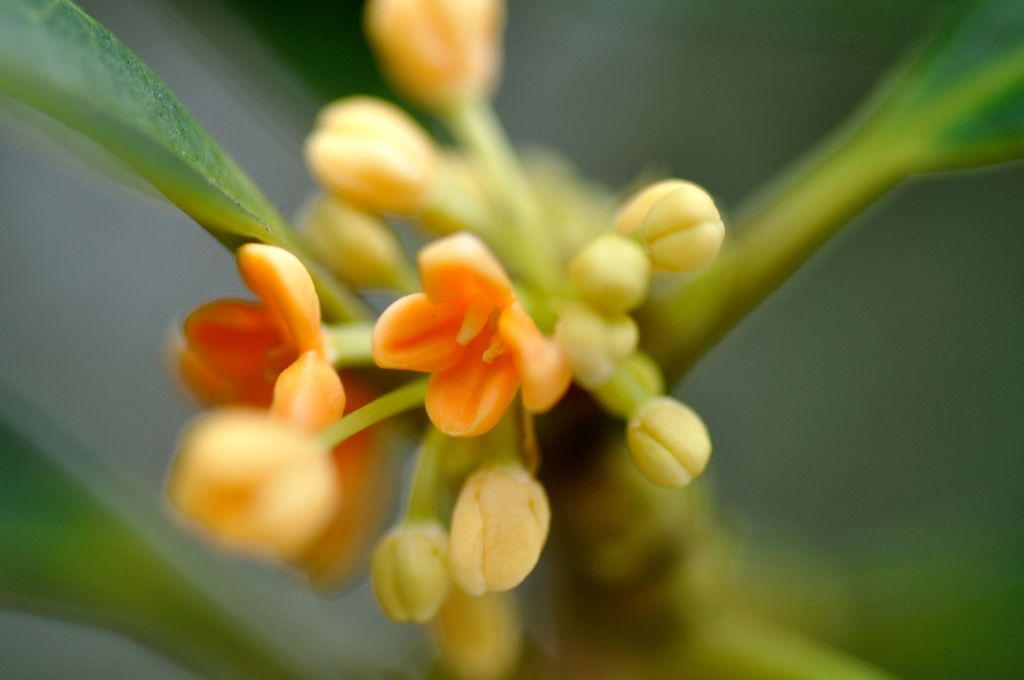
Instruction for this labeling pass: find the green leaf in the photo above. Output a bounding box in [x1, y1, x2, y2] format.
[877, 0, 1024, 168]
[845, 532, 1024, 679]
[0, 0, 281, 243]
[0, 382, 347, 679]
[0, 0, 368, 320]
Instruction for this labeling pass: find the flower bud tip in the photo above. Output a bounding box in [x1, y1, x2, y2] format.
[626, 397, 712, 488]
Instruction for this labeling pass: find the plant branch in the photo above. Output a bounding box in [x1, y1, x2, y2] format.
[678, 614, 899, 680]
[640, 116, 913, 383]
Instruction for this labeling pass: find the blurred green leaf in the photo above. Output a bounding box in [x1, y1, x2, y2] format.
[879, 0, 1024, 168]
[0, 0, 367, 320]
[0, 382, 344, 680]
[844, 530, 1024, 679]
[0, 0, 283, 244]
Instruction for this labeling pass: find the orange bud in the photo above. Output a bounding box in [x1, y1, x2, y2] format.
[168, 410, 340, 561]
[366, 0, 505, 110]
[431, 588, 521, 680]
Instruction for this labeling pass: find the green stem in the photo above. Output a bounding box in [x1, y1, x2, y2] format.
[443, 99, 560, 292]
[404, 430, 443, 522]
[318, 378, 428, 447]
[642, 118, 913, 382]
[481, 407, 525, 469]
[679, 615, 898, 680]
[591, 355, 661, 419]
[323, 322, 374, 367]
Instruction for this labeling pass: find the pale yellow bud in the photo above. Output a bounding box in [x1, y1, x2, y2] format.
[366, 0, 504, 110]
[554, 303, 639, 389]
[372, 521, 451, 623]
[305, 97, 438, 214]
[569, 234, 651, 313]
[626, 397, 712, 488]
[431, 588, 521, 680]
[449, 467, 550, 595]
[168, 410, 339, 560]
[615, 179, 724, 273]
[303, 196, 406, 288]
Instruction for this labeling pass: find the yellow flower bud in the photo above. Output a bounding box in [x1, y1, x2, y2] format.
[614, 179, 725, 273]
[302, 196, 407, 289]
[626, 397, 712, 488]
[431, 588, 521, 680]
[371, 521, 451, 623]
[554, 303, 639, 389]
[449, 466, 550, 595]
[366, 0, 505, 110]
[569, 234, 651, 313]
[305, 97, 438, 214]
[168, 410, 339, 560]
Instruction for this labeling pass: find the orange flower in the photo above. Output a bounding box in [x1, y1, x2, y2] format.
[178, 244, 336, 413]
[168, 245, 348, 560]
[373, 233, 570, 436]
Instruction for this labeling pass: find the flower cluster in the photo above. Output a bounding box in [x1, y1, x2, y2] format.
[165, 0, 726, 677]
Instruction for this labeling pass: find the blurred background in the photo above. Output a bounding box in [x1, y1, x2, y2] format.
[1, 0, 1021, 677]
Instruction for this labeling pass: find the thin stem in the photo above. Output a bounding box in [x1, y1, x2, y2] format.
[480, 406, 525, 469]
[642, 117, 914, 383]
[443, 99, 560, 292]
[323, 323, 374, 368]
[591, 360, 656, 418]
[404, 430, 443, 523]
[679, 614, 898, 680]
[318, 378, 428, 447]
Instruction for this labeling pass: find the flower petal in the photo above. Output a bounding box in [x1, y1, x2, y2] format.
[179, 300, 293, 407]
[418, 233, 513, 307]
[237, 244, 325, 355]
[373, 293, 466, 372]
[499, 302, 571, 413]
[426, 337, 519, 437]
[271, 351, 346, 432]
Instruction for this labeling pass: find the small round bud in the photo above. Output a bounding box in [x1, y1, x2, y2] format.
[372, 521, 451, 623]
[168, 410, 339, 560]
[366, 0, 505, 110]
[449, 466, 550, 595]
[305, 97, 438, 215]
[615, 179, 724, 273]
[626, 397, 712, 488]
[431, 588, 521, 680]
[303, 196, 407, 289]
[569, 234, 650, 313]
[554, 303, 639, 389]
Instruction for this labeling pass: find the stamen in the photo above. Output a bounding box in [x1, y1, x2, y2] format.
[457, 301, 494, 345]
[481, 334, 506, 363]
